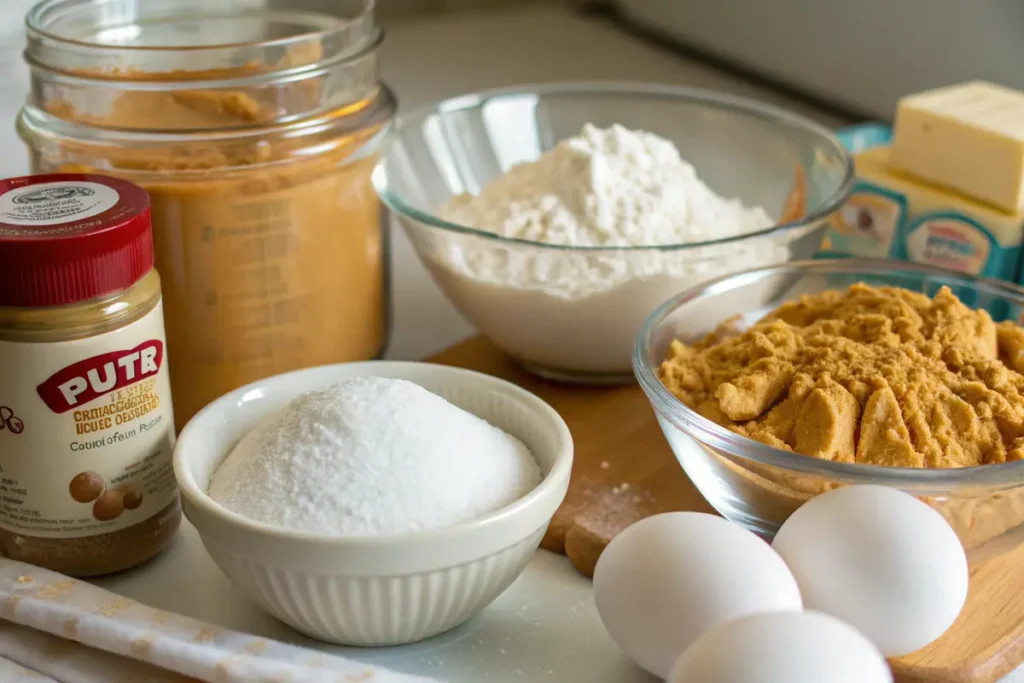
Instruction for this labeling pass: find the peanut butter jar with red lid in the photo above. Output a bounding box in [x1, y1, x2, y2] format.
[0, 173, 180, 576]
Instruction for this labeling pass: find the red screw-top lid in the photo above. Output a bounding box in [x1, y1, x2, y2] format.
[0, 174, 154, 307]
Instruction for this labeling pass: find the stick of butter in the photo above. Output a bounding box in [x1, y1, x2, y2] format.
[891, 81, 1024, 213]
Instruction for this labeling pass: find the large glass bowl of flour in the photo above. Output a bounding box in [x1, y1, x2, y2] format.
[374, 83, 853, 383]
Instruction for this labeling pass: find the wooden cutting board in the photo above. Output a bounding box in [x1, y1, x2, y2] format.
[429, 335, 1024, 683]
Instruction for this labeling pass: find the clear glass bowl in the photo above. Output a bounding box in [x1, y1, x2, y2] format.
[374, 83, 853, 383]
[635, 258, 1024, 563]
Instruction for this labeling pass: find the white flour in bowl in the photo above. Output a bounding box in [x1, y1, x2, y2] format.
[442, 123, 772, 253]
[426, 124, 791, 376]
[207, 377, 542, 536]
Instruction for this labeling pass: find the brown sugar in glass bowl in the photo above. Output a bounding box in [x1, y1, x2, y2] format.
[18, 0, 396, 431]
[634, 259, 1024, 563]
[659, 283, 1024, 468]
[0, 174, 180, 577]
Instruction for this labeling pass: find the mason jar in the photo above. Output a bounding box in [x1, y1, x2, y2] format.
[19, 0, 395, 430]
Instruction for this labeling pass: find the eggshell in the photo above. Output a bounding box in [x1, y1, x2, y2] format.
[667, 610, 893, 683]
[593, 512, 802, 678]
[772, 484, 968, 657]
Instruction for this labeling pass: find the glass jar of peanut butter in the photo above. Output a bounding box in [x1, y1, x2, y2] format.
[18, 0, 395, 431]
[0, 173, 180, 577]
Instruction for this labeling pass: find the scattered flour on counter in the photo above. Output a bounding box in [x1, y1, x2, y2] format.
[437, 123, 783, 299]
[208, 377, 542, 536]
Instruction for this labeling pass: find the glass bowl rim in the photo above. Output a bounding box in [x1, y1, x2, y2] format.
[372, 81, 855, 254]
[633, 257, 1024, 488]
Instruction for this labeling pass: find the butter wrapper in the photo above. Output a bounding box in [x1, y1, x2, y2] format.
[820, 124, 1024, 283]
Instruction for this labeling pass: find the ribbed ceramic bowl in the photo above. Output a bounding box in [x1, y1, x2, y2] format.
[174, 361, 573, 646]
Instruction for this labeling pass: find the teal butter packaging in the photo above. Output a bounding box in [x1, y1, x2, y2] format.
[819, 124, 1024, 283]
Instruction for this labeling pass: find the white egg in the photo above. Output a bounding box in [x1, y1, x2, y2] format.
[667, 610, 893, 683]
[593, 512, 802, 678]
[772, 484, 968, 657]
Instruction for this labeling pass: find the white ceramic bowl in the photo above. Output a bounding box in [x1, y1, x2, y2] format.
[174, 361, 573, 646]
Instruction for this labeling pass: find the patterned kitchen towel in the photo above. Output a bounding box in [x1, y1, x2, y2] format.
[0, 559, 442, 683]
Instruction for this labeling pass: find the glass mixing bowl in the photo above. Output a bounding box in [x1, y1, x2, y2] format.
[374, 83, 853, 383]
[635, 258, 1024, 563]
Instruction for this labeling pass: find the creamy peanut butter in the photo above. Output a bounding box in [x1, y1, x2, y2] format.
[0, 175, 181, 576]
[32, 82, 390, 430]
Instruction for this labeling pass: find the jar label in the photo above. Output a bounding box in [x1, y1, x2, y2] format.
[0, 180, 120, 227]
[0, 303, 177, 538]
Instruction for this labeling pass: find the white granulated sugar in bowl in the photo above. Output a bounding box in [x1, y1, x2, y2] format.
[427, 123, 790, 375]
[207, 377, 542, 536]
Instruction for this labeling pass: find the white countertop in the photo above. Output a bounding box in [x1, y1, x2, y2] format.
[1, 5, 1017, 682]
